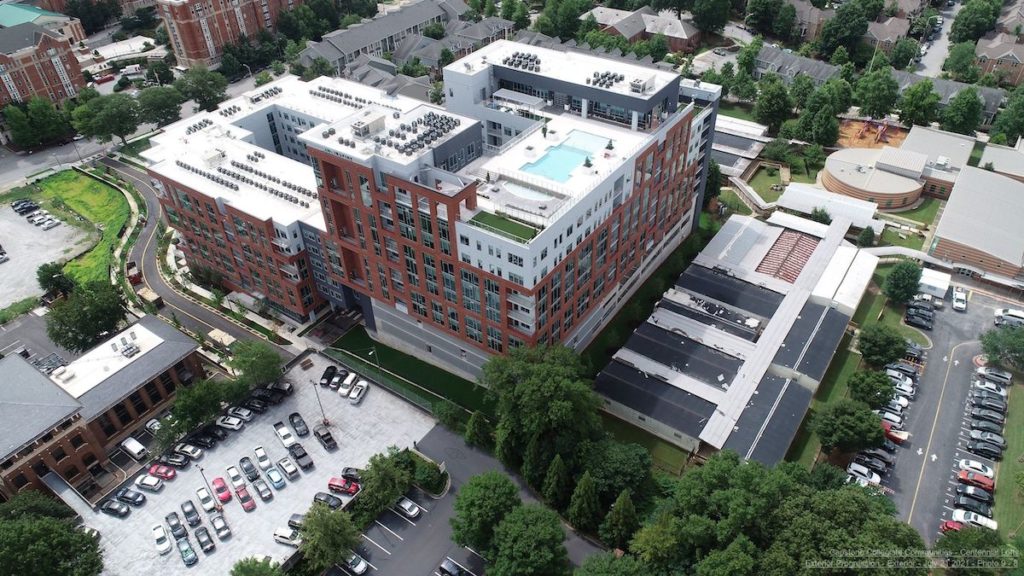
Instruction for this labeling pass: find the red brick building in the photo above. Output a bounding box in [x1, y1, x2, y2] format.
[0, 22, 83, 106]
[156, 0, 302, 67]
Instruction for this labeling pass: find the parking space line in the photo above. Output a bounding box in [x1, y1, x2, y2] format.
[386, 509, 417, 526]
[465, 546, 485, 559]
[364, 559, 377, 571]
[446, 557, 479, 576]
[375, 519, 406, 539]
[361, 533, 391, 554]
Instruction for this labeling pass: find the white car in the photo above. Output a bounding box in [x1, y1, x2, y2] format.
[153, 524, 172, 555]
[349, 381, 369, 404]
[226, 466, 246, 489]
[952, 509, 998, 530]
[346, 552, 369, 575]
[254, 446, 272, 470]
[874, 410, 903, 429]
[145, 418, 162, 434]
[134, 474, 164, 492]
[886, 370, 915, 388]
[958, 459, 995, 478]
[216, 416, 245, 431]
[846, 474, 870, 487]
[273, 527, 302, 547]
[883, 400, 904, 416]
[976, 366, 1013, 385]
[846, 462, 881, 485]
[952, 288, 967, 311]
[893, 381, 916, 399]
[41, 219, 61, 230]
[174, 443, 204, 460]
[890, 394, 910, 409]
[274, 422, 296, 448]
[226, 406, 254, 421]
[395, 496, 421, 518]
[277, 457, 299, 479]
[196, 487, 216, 512]
[972, 379, 1008, 398]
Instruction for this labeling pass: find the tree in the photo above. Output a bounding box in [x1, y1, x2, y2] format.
[692, 0, 730, 33]
[512, 0, 530, 29]
[37, 262, 75, 296]
[481, 345, 602, 487]
[174, 66, 228, 112]
[72, 93, 140, 145]
[702, 159, 722, 209]
[579, 440, 653, 507]
[423, 21, 445, 39]
[950, 0, 999, 43]
[567, 471, 602, 533]
[848, 370, 896, 408]
[599, 489, 639, 550]
[575, 553, 648, 575]
[65, 0, 121, 34]
[789, 75, 816, 109]
[355, 447, 412, 521]
[695, 534, 758, 576]
[941, 87, 983, 135]
[897, 79, 940, 126]
[542, 453, 573, 510]
[464, 410, 493, 448]
[731, 71, 758, 101]
[736, 37, 763, 74]
[754, 79, 793, 134]
[138, 86, 184, 127]
[830, 45, 850, 65]
[858, 323, 907, 367]
[855, 68, 898, 119]
[254, 71, 273, 86]
[451, 471, 522, 553]
[981, 326, 1024, 368]
[0, 491, 75, 521]
[809, 207, 832, 224]
[27, 97, 68, 144]
[500, 0, 516, 20]
[231, 557, 284, 576]
[485, 0, 497, 16]
[170, 379, 225, 431]
[629, 513, 680, 571]
[943, 42, 981, 83]
[4, 105, 37, 148]
[439, 47, 455, 68]
[934, 527, 1006, 576]
[227, 339, 282, 388]
[890, 38, 919, 70]
[491, 505, 569, 576]
[0, 515, 103, 576]
[773, 2, 797, 41]
[810, 107, 839, 146]
[745, 0, 782, 33]
[993, 84, 1024, 144]
[857, 226, 875, 247]
[762, 137, 790, 161]
[812, 398, 884, 453]
[803, 143, 826, 171]
[883, 260, 922, 304]
[299, 503, 360, 572]
[819, 1, 868, 57]
[146, 60, 174, 85]
[45, 281, 125, 352]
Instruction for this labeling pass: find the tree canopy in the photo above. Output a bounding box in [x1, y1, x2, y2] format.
[754, 78, 793, 134]
[949, 0, 1000, 43]
[0, 491, 102, 576]
[45, 280, 126, 352]
[491, 504, 570, 576]
[450, 471, 522, 554]
[812, 398, 885, 453]
[692, 0, 730, 33]
[71, 94, 140, 145]
[941, 87, 983, 135]
[882, 260, 922, 304]
[890, 38, 919, 70]
[575, 553, 648, 575]
[37, 262, 76, 296]
[898, 80, 940, 126]
[848, 370, 896, 408]
[992, 84, 1024, 144]
[933, 527, 1006, 576]
[299, 504, 360, 572]
[227, 339, 283, 388]
[599, 489, 640, 550]
[174, 67, 228, 112]
[855, 68, 899, 119]
[352, 447, 412, 524]
[819, 2, 869, 58]
[981, 326, 1024, 368]
[943, 42, 980, 83]
[138, 86, 184, 127]
[231, 557, 284, 576]
[858, 323, 907, 368]
[567, 471, 602, 533]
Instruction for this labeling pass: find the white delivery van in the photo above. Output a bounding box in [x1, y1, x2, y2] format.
[120, 436, 149, 461]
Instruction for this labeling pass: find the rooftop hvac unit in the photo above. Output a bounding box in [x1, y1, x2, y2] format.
[352, 120, 371, 137]
[630, 77, 649, 94]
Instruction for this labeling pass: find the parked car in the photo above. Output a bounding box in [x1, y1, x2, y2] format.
[226, 466, 246, 489]
[314, 425, 337, 450]
[212, 477, 232, 502]
[967, 440, 1003, 460]
[196, 487, 216, 512]
[278, 457, 299, 479]
[860, 449, 895, 467]
[236, 485, 256, 512]
[349, 381, 369, 404]
[174, 443, 204, 460]
[347, 553, 370, 575]
[969, 430, 1007, 448]
[940, 520, 963, 533]
[187, 433, 217, 449]
[273, 527, 302, 547]
[853, 455, 888, 475]
[874, 410, 904, 429]
[289, 443, 314, 469]
[313, 491, 343, 510]
[904, 314, 933, 330]
[210, 514, 231, 539]
[41, 219, 61, 231]
[952, 509, 998, 531]
[330, 369, 349, 390]
[970, 396, 1008, 413]
[253, 479, 273, 501]
[952, 287, 968, 311]
[181, 500, 201, 526]
[958, 470, 995, 491]
[274, 421, 297, 447]
[956, 484, 993, 503]
[148, 464, 176, 481]
[341, 467, 362, 482]
[969, 390, 1005, 405]
[893, 380, 917, 398]
[905, 341, 924, 361]
[886, 362, 920, 379]
[972, 379, 1008, 398]
[319, 366, 337, 386]
[328, 477, 360, 495]
[152, 525, 172, 555]
[267, 380, 294, 396]
[846, 463, 881, 485]
[115, 487, 146, 506]
[176, 537, 198, 566]
[289, 413, 309, 437]
[439, 558, 467, 576]
[954, 495, 993, 517]
[100, 500, 130, 517]
[970, 419, 1003, 434]
[242, 398, 268, 413]
[266, 467, 286, 489]
[165, 512, 186, 539]
[971, 408, 1006, 425]
[195, 526, 215, 552]
[976, 366, 1013, 385]
[958, 459, 995, 478]
[239, 457, 259, 481]
[217, 416, 245, 431]
[158, 452, 190, 469]
[134, 474, 164, 492]
[288, 514, 306, 530]
[226, 406, 254, 421]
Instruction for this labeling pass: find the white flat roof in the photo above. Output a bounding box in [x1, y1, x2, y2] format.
[448, 39, 679, 100]
[51, 324, 163, 399]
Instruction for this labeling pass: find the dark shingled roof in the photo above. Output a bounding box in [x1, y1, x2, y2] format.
[595, 361, 717, 439]
[0, 355, 81, 460]
[0, 22, 58, 55]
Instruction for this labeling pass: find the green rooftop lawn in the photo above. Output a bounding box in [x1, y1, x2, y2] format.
[893, 197, 940, 226]
[748, 166, 785, 203]
[718, 101, 757, 123]
[470, 211, 538, 242]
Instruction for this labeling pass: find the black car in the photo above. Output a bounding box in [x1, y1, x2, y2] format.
[314, 425, 337, 450]
[14, 203, 38, 215]
[115, 487, 146, 506]
[313, 491, 343, 510]
[330, 369, 349, 389]
[166, 512, 187, 539]
[203, 424, 229, 441]
[242, 398, 268, 413]
[288, 513, 306, 530]
[956, 484, 994, 503]
[289, 412, 309, 437]
[194, 526, 215, 553]
[341, 467, 362, 482]
[100, 500, 130, 517]
[970, 390, 1005, 404]
[905, 341, 924, 360]
[289, 443, 314, 469]
[907, 301, 933, 313]
[904, 314, 933, 330]
[906, 307, 935, 321]
[967, 440, 1003, 461]
[188, 433, 217, 449]
[158, 452, 190, 469]
[251, 388, 284, 405]
[439, 559, 468, 576]
[971, 408, 1006, 425]
[970, 419, 1003, 434]
[319, 366, 337, 387]
[860, 449, 894, 467]
[239, 457, 259, 481]
[886, 362, 920, 379]
[853, 455, 888, 475]
[181, 500, 201, 527]
[970, 396, 1008, 413]
[954, 495, 993, 517]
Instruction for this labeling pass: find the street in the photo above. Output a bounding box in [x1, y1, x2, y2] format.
[916, 2, 964, 77]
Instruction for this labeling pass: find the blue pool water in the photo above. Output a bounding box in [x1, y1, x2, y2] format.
[521, 130, 608, 183]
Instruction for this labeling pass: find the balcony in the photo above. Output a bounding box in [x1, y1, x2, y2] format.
[507, 291, 533, 308]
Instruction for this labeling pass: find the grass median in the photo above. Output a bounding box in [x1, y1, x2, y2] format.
[994, 384, 1024, 538]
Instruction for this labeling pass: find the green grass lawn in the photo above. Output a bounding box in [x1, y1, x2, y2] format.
[968, 141, 986, 167]
[718, 101, 757, 123]
[0, 297, 39, 326]
[0, 171, 129, 284]
[601, 413, 688, 474]
[331, 326, 494, 416]
[880, 227, 925, 251]
[718, 187, 752, 215]
[121, 137, 152, 158]
[788, 156, 819, 184]
[994, 382, 1024, 539]
[747, 166, 785, 203]
[893, 197, 941, 226]
[470, 211, 538, 242]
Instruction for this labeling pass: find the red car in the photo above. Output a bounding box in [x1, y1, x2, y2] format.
[940, 520, 963, 533]
[212, 477, 232, 502]
[958, 470, 996, 491]
[148, 464, 176, 480]
[328, 477, 360, 495]
[236, 485, 256, 512]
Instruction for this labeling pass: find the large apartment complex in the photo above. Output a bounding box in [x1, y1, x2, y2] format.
[145, 40, 719, 376]
[0, 22, 83, 107]
[156, 0, 302, 67]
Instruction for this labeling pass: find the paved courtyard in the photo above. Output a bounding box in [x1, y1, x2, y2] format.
[80, 352, 435, 575]
[0, 203, 89, 308]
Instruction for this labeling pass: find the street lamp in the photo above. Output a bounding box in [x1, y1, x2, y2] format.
[310, 378, 329, 426]
[197, 465, 222, 512]
[243, 64, 253, 78]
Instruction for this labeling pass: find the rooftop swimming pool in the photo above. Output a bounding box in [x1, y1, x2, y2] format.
[520, 130, 609, 183]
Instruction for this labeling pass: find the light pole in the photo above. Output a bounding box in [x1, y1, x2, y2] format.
[367, 347, 383, 385]
[310, 378, 329, 426]
[243, 64, 253, 79]
[197, 465, 222, 512]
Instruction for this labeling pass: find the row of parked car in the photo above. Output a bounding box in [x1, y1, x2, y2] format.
[12, 199, 62, 231]
[904, 294, 939, 331]
[942, 366, 1014, 533]
[319, 365, 371, 404]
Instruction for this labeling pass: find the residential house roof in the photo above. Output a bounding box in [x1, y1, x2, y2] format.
[0, 354, 81, 461]
[866, 17, 910, 43]
[580, 6, 698, 41]
[449, 16, 513, 42]
[0, 22, 59, 54]
[755, 45, 840, 85]
[975, 32, 1024, 63]
[787, 0, 834, 26]
[998, 0, 1024, 34]
[893, 0, 923, 16]
[890, 69, 1005, 120]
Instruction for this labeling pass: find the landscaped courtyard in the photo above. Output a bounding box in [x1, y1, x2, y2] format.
[470, 211, 538, 242]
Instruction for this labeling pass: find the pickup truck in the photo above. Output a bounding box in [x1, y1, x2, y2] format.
[288, 443, 314, 470]
[273, 421, 297, 448]
[126, 261, 141, 285]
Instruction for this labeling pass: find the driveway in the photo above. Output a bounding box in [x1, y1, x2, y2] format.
[885, 288, 1004, 543]
[916, 1, 964, 77]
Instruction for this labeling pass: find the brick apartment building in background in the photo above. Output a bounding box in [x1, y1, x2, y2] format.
[0, 22, 83, 107]
[144, 40, 719, 378]
[156, 0, 302, 67]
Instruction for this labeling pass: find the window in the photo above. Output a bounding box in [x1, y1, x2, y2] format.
[70, 435, 85, 449]
[53, 447, 67, 461]
[129, 392, 147, 415]
[95, 414, 116, 438]
[113, 403, 132, 427]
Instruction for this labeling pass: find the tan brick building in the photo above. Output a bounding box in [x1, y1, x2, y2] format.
[975, 32, 1024, 87]
[0, 22, 83, 106]
[157, 0, 302, 67]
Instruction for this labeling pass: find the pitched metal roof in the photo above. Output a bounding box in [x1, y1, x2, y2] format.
[0, 355, 81, 461]
[934, 166, 1024, 266]
[0, 3, 69, 27]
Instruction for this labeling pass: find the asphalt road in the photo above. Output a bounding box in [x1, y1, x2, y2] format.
[886, 289, 1001, 544]
[916, 1, 964, 78]
[97, 157, 294, 360]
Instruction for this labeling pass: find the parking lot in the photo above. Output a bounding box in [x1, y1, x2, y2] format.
[0, 202, 89, 308]
[878, 288, 1008, 542]
[82, 352, 436, 574]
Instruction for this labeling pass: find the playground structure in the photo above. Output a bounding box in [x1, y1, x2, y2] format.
[838, 119, 909, 149]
